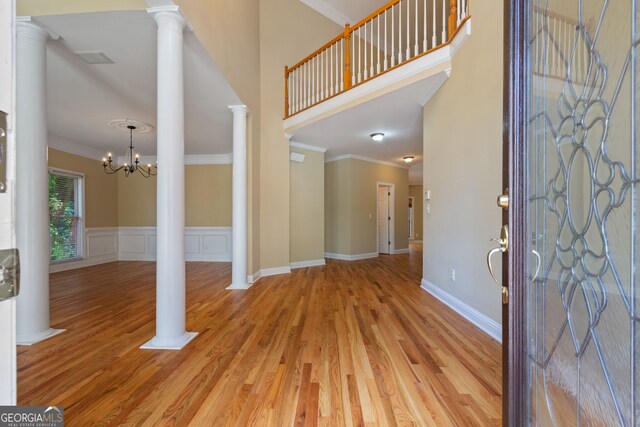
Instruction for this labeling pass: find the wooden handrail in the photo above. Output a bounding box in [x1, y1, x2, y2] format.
[284, 0, 470, 118]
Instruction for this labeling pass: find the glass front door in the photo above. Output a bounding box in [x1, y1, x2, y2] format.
[527, 1, 638, 425]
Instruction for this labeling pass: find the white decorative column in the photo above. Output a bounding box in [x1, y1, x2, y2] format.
[15, 18, 65, 345]
[142, 6, 197, 350]
[227, 105, 249, 289]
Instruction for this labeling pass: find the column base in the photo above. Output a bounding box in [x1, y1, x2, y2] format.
[17, 328, 66, 346]
[226, 282, 252, 290]
[140, 331, 198, 350]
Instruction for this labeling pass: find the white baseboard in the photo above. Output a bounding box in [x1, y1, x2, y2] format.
[247, 270, 261, 284]
[50, 227, 118, 273]
[324, 252, 378, 261]
[290, 259, 326, 269]
[421, 279, 502, 342]
[392, 248, 409, 254]
[245, 266, 291, 285]
[261, 266, 291, 277]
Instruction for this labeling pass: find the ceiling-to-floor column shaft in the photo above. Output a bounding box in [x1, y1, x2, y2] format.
[228, 105, 249, 289]
[15, 18, 65, 345]
[142, 6, 196, 350]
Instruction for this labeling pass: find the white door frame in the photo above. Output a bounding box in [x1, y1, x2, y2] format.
[0, 0, 17, 405]
[376, 182, 395, 254]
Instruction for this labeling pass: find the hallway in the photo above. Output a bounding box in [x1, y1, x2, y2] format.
[18, 249, 501, 425]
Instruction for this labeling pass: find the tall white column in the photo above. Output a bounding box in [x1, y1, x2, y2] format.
[227, 105, 249, 289]
[142, 6, 196, 350]
[15, 18, 64, 345]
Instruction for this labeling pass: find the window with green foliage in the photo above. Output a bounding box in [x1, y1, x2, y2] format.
[49, 170, 83, 262]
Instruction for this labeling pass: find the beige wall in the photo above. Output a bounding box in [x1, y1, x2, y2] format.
[422, 0, 503, 323]
[118, 164, 232, 227]
[258, 0, 341, 269]
[289, 147, 324, 263]
[325, 158, 409, 256]
[48, 148, 118, 228]
[409, 185, 423, 240]
[325, 160, 351, 255]
[17, 0, 145, 15]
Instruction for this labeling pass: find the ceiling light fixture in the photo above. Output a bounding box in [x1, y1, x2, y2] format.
[403, 156, 414, 163]
[103, 125, 157, 178]
[370, 133, 385, 142]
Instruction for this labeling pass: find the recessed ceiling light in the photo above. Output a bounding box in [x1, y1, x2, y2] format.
[75, 51, 114, 64]
[370, 133, 385, 142]
[403, 156, 414, 163]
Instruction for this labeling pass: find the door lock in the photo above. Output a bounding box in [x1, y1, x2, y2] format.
[487, 224, 509, 304]
[497, 188, 509, 210]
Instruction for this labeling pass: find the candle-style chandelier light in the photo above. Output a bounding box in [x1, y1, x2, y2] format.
[103, 123, 157, 178]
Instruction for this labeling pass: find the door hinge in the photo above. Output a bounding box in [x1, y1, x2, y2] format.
[388, 192, 390, 196]
[388, 216, 391, 220]
[388, 241, 390, 245]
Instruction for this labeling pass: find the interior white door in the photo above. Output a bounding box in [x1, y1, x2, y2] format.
[408, 197, 414, 239]
[0, 0, 16, 405]
[377, 186, 389, 254]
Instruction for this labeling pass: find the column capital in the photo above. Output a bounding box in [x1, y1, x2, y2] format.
[228, 105, 249, 115]
[147, 5, 191, 32]
[16, 17, 56, 43]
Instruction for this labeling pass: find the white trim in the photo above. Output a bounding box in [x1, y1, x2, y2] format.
[118, 226, 232, 262]
[421, 279, 502, 342]
[290, 259, 326, 269]
[140, 331, 198, 350]
[49, 227, 118, 273]
[289, 141, 327, 153]
[324, 252, 378, 261]
[261, 266, 291, 277]
[243, 266, 291, 286]
[417, 69, 451, 107]
[48, 134, 104, 161]
[392, 248, 409, 254]
[325, 154, 409, 170]
[16, 328, 66, 346]
[48, 134, 233, 165]
[247, 270, 261, 284]
[290, 152, 306, 163]
[298, 0, 353, 26]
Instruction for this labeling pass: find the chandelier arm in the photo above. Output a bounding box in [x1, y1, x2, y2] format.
[104, 164, 124, 174]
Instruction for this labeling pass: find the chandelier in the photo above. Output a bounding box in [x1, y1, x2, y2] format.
[102, 125, 157, 178]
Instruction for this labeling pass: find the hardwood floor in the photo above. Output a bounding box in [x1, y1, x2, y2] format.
[18, 246, 502, 426]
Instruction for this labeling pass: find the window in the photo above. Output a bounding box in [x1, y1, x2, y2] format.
[49, 169, 84, 262]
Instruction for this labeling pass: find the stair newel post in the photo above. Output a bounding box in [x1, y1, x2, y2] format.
[284, 65, 290, 118]
[343, 24, 352, 90]
[447, 0, 457, 39]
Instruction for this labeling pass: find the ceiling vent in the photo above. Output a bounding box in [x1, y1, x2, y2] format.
[75, 51, 114, 65]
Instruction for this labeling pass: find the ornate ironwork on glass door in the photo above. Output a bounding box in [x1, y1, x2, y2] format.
[527, 0, 638, 425]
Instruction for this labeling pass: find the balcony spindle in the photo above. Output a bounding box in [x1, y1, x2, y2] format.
[432, 0, 437, 47]
[423, 0, 427, 52]
[284, 66, 289, 117]
[384, 11, 388, 70]
[377, 16, 381, 74]
[370, 20, 374, 78]
[414, 0, 419, 56]
[391, 5, 396, 66]
[406, 0, 410, 60]
[398, 2, 403, 63]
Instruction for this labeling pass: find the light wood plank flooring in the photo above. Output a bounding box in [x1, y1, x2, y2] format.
[18, 246, 502, 426]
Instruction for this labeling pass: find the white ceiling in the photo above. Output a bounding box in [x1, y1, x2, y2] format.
[37, 10, 241, 157]
[300, 0, 389, 26]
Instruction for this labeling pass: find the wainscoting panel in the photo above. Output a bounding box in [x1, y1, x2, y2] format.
[50, 227, 119, 273]
[118, 227, 232, 262]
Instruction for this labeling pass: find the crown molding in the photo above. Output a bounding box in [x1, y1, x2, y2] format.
[48, 134, 104, 161]
[289, 141, 327, 153]
[325, 154, 409, 170]
[117, 154, 233, 165]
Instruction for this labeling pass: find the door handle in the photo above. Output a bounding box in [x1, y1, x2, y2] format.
[532, 249, 541, 281]
[487, 224, 509, 304]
